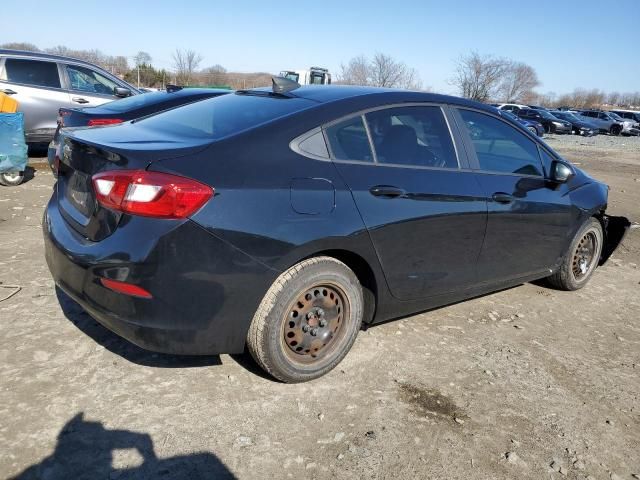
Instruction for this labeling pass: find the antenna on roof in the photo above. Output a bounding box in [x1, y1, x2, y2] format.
[272, 76, 300, 94]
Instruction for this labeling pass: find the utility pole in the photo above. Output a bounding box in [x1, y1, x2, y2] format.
[137, 64, 140, 88]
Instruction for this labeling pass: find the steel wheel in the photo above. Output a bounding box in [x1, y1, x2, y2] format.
[247, 256, 363, 382]
[282, 283, 349, 363]
[571, 231, 598, 281]
[0, 171, 24, 186]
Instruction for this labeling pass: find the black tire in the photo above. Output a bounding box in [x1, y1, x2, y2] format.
[527, 126, 537, 135]
[247, 256, 363, 383]
[610, 125, 621, 136]
[546, 218, 603, 291]
[0, 171, 24, 186]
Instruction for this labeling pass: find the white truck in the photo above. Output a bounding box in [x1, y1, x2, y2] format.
[279, 67, 331, 85]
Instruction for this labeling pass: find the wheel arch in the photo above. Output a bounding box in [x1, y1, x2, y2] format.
[299, 248, 379, 326]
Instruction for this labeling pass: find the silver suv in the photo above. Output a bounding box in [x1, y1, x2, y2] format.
[0, 49, 139, 145]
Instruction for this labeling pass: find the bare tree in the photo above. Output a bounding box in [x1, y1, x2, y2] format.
[338, 55, 371, 86]
[338, 53, 421, 89]
[497, 62, 540, 102]
[172, 49, 203, 86]
[200, 64, 228, 86]
[0, 42, 40, 51]
[134, 51, 152, 67]
[450, 52, 508, 102]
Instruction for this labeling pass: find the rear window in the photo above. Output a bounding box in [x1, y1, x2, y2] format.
[136, 92, 315, 139]
[4, 58, 61, 88]
[99, 91, 173, 113]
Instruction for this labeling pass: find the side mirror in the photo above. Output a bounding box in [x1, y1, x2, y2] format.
[550, 161, 574, 183]
[114, 87, 132, 98]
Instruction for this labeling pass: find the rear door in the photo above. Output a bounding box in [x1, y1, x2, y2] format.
[0, 57, 70, 142]
[327, 104, 487, 300]
[454, 108, 572, 283]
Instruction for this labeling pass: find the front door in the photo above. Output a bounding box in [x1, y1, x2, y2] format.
[326, 105, 487, 300]
[63, 63, 121, 108]
[454, 108, 573, 284]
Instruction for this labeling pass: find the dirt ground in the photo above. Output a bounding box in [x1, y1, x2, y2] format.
[1, 137, 638, 480]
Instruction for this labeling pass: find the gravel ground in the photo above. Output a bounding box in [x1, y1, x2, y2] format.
[0, 138, 639, 480]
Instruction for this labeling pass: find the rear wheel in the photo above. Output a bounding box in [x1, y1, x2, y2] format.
[0, 171, 24, 186]
[247, 256, 363, 383]
[546, 218, 603, 291]
[610, 125, 622, 136]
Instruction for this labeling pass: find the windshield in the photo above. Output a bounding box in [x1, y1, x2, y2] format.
[555, 112, 578, 122]
[608, 112, 623, 121]
[500, 110, 518, 121]
[538, 110, 559, 120]
[137, 92, 315, 139]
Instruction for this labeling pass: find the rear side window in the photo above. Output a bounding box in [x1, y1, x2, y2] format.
[458, 109, 543, 176]
[138, 92, 315, 140]
[4, 58, 61, 88]
[325, 116, 373, 162]
[365, 106, 457, 168]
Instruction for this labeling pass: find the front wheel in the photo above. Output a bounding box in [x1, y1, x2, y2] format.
[546, 218, 603, 291]
[0, 171, 24, 186]
[610, 125, 622, 136]
[247, 256, 363, 383]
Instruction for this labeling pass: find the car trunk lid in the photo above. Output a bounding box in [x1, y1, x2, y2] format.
[56, 122, 212, 241]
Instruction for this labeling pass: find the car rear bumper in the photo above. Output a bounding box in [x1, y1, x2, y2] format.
[43, 190, 278, 355]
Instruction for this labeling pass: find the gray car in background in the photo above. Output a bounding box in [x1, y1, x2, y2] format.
[0, 49, 139, 145]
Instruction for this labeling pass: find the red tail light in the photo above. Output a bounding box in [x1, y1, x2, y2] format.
[88, 118, 123, 127]
[92, 170, 213, 219]
[100, 278, 152, 298]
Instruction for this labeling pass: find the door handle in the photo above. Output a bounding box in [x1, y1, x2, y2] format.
[2, 89, 17, 95]
[72, 97, 89, 104]
[492, 192, 514, 204]
[370, 185, 406, 198]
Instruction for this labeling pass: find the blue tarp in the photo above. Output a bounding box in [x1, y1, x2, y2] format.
[0, 113, 28, 173]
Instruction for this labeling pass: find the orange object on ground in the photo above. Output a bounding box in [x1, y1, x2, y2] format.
[0, 92, 18, 113]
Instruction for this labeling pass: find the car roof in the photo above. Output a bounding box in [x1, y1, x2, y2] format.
[276, 85, 498, 113]
[0, 48, 107, 69]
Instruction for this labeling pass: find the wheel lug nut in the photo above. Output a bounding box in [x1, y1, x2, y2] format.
[319, 319, 326, 327]
[302, 325, 310, 333]
[311, 328, 318, 336]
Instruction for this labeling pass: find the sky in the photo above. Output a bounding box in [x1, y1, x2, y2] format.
[2, 0, 639, 95]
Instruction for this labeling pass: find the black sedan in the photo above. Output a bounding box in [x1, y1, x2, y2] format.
[517, 108, 572, 134]
[549, 110, 598, 136]
[47, 86, 230, 170]
[44, 80, 629, 382]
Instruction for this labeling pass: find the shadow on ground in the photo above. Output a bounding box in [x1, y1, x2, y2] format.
[56, 287, 222, 368]
[8, 413, 235, 480]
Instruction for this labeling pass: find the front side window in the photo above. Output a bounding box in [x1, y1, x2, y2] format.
[4, 58, 61, 88]
[458, 109, 543, 176]
[324, 116, 373, 162]
[66, 64, 117, 95]
[365, 106, 458, 168]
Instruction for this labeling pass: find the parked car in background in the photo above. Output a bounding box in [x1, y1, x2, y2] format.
[527, 105, 548, 110]
[498, 108, 545, 136]
[43, 81, 629, 382]
[0, 49, 139, 146]
[47, 86, 231, 171]
[610, 109, 640, 124]
[517, 108, 572, 134]
[577, 110, 625, 135]
[549, 110, 598, 136]
[606, 111, 640, 136]
[494, 103, 528, 112]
